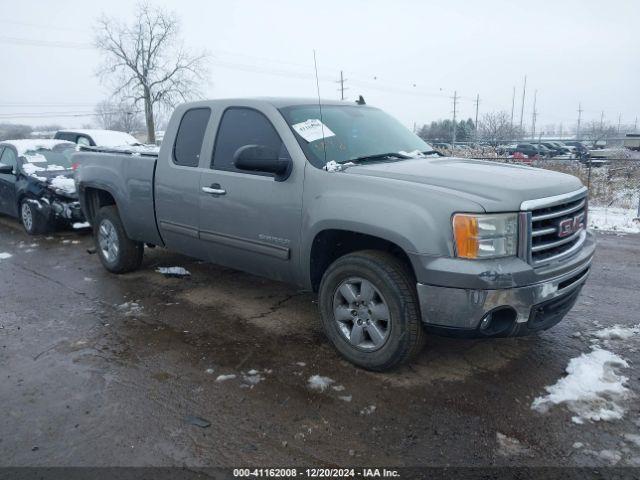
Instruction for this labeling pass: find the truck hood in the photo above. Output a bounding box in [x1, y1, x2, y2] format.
[344, 157, 584, 212]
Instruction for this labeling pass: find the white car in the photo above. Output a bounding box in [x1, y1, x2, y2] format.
[54, 129, 142, 148]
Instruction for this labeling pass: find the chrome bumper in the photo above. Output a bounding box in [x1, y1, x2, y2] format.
[416, 260, 591, 331]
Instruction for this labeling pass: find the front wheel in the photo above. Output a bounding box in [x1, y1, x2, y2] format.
[20, 199, 51, 235]
[318, 250, 425, 371]
[94, 206, 143, 273]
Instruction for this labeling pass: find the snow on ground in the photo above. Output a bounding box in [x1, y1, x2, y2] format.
[307, 375, 335, 392]
[360, 405, 377, 415]
[496, 432, 531, 457]
[0, 252, 12, 260]
[593, 325, 639, 340]
[117, 301, 144, 317]
[215, 374, 236, 382]
[589, 206, 640, 233]
[50, 176, 76, 195]
[531, 348, 631, 424]
[242, 370, 265, 387]
[156, 266, 191, 277]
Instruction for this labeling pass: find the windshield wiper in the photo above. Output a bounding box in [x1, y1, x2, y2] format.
[345, 152, 411, 164]
[422, 150, 442, 156]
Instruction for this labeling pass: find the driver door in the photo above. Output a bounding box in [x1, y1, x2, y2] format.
[198, 107, 303, 284]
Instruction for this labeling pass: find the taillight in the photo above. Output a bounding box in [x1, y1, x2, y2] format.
[71, 162, 79, 170]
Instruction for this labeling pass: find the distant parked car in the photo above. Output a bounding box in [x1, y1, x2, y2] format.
[514, 143, 542, 158]
[540, 142, 570, 156]
[0, 139, 84, 234]
[54, 129, 141, 148]
[623, 134, 640, 151]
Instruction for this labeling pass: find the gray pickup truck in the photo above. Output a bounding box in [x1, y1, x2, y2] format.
[75, 98, 595, 371]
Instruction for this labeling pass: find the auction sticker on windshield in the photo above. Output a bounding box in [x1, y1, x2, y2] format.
[292, 119, 335, 143]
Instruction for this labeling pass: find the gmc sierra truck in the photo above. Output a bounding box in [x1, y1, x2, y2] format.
[75, 98, 595, 371]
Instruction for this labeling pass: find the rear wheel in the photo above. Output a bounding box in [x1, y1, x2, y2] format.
[94, 206, 143, 273]
[20, 199, 51, 235]
[318, 250, 425, 371]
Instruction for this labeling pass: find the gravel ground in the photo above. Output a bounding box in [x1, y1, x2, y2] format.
[0, 216, 639, 468]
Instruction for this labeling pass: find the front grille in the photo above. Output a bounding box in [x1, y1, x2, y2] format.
[526, 191, 587, 266]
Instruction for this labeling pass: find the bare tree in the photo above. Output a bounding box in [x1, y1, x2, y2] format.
[94, 99, 144, 133]
[583, 120, 617, 146]
[95, 3, 209, 143]
[478, 111, 521, 145]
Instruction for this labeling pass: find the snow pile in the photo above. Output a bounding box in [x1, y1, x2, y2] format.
[117, 301, 144, 317]
[73, 222, 90, 229]
[593, 325, 639, 340]
[0, 252, 12, 260]
[242, 369, 265, 387]
[531, 348, 631, 424]
[156, 266, 191, 277]
[215, 374, 236, 382]
[360, 405, 377, 415]
[50, 176, 76, 195]
[307, 375, 335, 392]
[496, 432, 531, 457]
[589, 206, 640, 234]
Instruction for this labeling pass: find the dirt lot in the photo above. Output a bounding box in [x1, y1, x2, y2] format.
[1, 216, 639, 468]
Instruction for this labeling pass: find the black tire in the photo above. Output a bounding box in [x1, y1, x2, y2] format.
[318, 250, 425, 371]
[93, 205, 143, 273]
[20, 198, 51, 235]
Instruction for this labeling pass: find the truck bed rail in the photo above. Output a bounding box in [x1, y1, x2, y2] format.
[78, 145, 159, 157]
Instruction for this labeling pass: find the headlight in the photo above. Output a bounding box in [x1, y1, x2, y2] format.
[452, 213, 518, 259]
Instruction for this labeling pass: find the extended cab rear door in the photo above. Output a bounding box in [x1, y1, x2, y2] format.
[198, 104, 304, 284]
[154, 106, 212, 259]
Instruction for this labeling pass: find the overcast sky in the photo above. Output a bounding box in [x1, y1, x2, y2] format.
[1, 0, 639, 131]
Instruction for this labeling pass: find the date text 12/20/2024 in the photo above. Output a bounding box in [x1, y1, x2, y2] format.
[233, 468, 401, 478]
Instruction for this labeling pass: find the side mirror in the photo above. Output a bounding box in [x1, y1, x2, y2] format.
[233, 145, 292, 181]
[0, 163, 13, 174]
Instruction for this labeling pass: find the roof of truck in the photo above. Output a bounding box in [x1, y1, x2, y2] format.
[182, 97, 368, 108]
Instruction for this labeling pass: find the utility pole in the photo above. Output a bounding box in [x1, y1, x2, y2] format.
[617, 114, 622, 135]
[600, 111, 604, 130]
[474, 93, 480, 138]
[519, 75, 527, 137]
[510, 86, 515, 128]
[335, 70, 348, 100]
[635, 117, 638, 132]
[530, 90, 538, 141]
[451, 90, 458, 147]
[576, 103, 583, 140]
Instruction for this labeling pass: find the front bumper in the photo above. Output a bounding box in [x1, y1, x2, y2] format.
[416, 258, 592, 337]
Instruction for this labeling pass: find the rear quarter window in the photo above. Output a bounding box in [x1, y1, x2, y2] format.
[173, 108, 211, 167]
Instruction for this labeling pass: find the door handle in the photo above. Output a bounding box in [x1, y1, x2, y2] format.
[202, 184, 226, 195]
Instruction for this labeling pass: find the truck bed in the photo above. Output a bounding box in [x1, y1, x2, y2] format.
[73, 148, 164, 246]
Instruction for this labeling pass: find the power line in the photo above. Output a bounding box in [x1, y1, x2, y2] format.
[0, 35, 92, 49]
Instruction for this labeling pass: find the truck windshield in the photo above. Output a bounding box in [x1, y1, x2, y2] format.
[279, 105, 432, 168]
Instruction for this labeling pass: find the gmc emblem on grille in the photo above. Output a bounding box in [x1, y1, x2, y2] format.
[558, 212, 585, 238]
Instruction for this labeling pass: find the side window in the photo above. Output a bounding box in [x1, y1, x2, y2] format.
[0, 148, 17, 171]
[77, 136, 91, 146]
[173, 107, 211, 167]
[212, 108, 289, 173]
